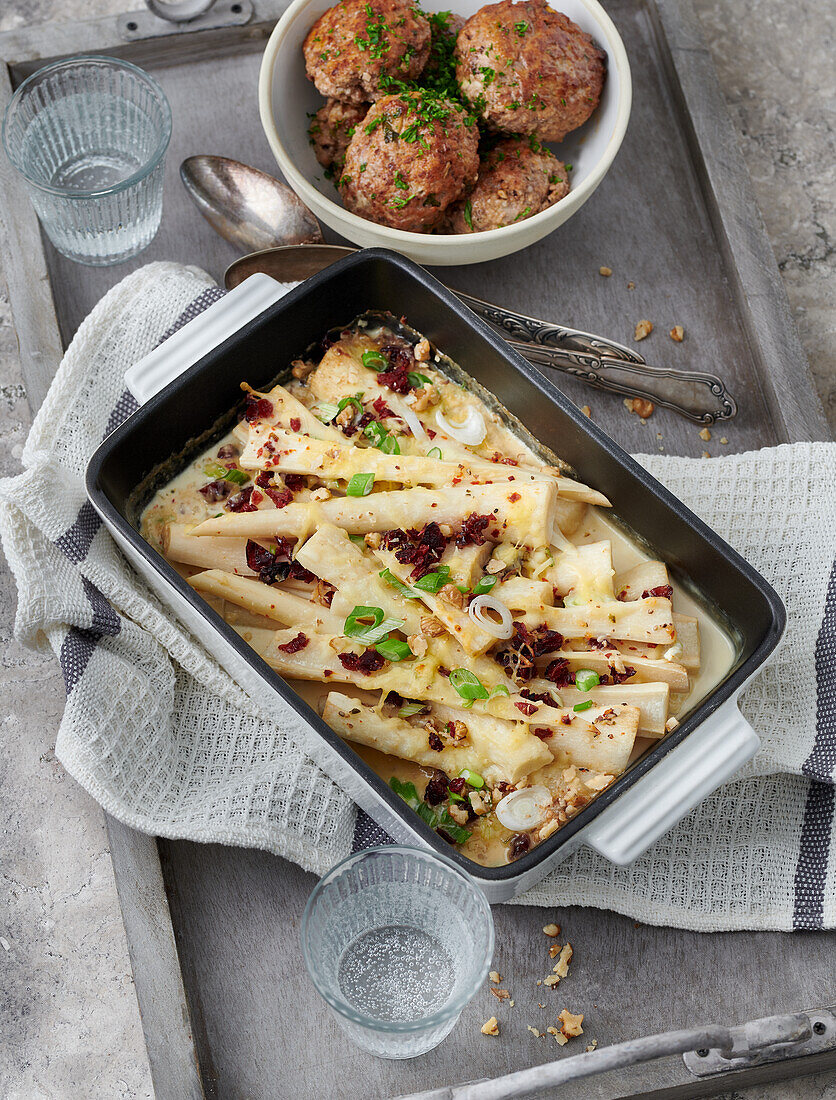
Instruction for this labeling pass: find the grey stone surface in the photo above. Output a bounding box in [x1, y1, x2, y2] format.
[0, 1, 832, 1098]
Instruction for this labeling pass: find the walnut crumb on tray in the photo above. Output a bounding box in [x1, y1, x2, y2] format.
[481, 1016, 500, 1036]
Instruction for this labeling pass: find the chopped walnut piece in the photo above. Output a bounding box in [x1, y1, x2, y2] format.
[470, 790, 491, 815]
[634, 320, 653, 341]
[414, 337, 431, 362]
[489, 971, 502, 984]
[585, 773, 614, 792]
[665, 716, 680, 732]
[490, 987, 511, 1000]
[543, 974, 560, 987]
[449, 803, 470, 826]
[364, 532, 382, 549]
[420, 614, 446, 637]
[542, 923, 561, 937]
[702, 451, 711, 459]
[670, 325, 685, 342]
[553, 944, 573, 978]
[720, 436, 729, 445]
[581, 405, 592, 418]
[481, 1017, 500, 1036]
[538, 819, 559, 841]
[335, 405, 355, 429]
[408, 634, 429, 658]
[548, 943, 560, 959]
[558, 1009, 584, 1038]
[627, 281, 636, 290]
[699, 427, 712, 442]
[486, 557, 506, 575]
[549, 1027, 568, 1045]
[598, 266, 612, 277]
[624, 397, 655, 418]
[312, 580, 335, 607]
[527, 1026, 541, 1038]
[586, 1039, 599, 1052]
[411, 384, 440, 412]
[439, 583, 466, 609]
[291, 359, 315, 379]
[311, 487, 332, 502]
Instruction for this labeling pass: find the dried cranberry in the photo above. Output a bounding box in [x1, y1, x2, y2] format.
[508, 833, 530, 860]
[428, 731, 443, 751]
[289, 561, 316, 583]
[643, 585, 673, 600]
[533, 727, 553, 740]
[289, 417, 301, 432]
[227, 486, 257, 512]
[372, 396, 394, 418]
[455, 514, 491, 547]
[533, 628, 564, 657]
[255, 471, 272, 488]
[284, 474, 306, 492]
[357, 412, 375, 430]
[449, 777, 466, 795]
[587, 637, 607, 648]
[608, 665, 636, 685]
[277, 632, 308, 654]
[424, 773, 449, 805]
[377, 366, 411, 394]
[338, 649, 386, 674]
[217, 443, 239, 460]
[319, 333, 336, 355]
[199, 479, 231, 502]
[381, 522, 448, 579]
[544, 658, 575, 688]
[245, 540, 290, 585]
[244, 394, 273, 422]
[265, 487, 293, 508]
[514, 700, 538, 717]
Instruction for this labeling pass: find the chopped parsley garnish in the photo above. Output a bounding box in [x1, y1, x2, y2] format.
[463, 199, 474, 230]
[514, 19, 529, 35]
[394, 170, 409, 189]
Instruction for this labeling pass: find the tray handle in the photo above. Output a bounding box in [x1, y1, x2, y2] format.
[583, 694, 759, 866]
[124, 273, 285, 405]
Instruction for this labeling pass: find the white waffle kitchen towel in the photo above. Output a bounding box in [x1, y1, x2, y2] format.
[1, 261, 834, 932]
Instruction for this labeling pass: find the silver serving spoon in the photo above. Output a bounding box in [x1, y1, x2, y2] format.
[181, 156, 736, 424]
[180, 156, 323, 252]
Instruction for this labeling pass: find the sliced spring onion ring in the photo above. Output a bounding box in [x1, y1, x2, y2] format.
[344, 606, 405, 644]
[346, 472, 375, 496]
[427, 446, 443, 460]
[495, 785, 553, 832]
[398, 403, 429, 442]
[468, 594, 514, 639]
[435, 406, 487, 446]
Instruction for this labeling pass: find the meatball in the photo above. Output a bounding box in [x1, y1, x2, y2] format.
[309, 98, 369, 177]
[304, 0, 431, 105]
[455, 0, 605, 142]
[340, 93, 479, 232]
[446, 137, 569, 232]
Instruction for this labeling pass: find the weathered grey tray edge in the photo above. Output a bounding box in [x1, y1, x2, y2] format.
[0, 1, 831, 1097]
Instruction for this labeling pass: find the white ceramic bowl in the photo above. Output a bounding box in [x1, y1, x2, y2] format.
[259, 0, 631, 265]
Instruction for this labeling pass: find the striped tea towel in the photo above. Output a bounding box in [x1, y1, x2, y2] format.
[1, 261, 834, 932]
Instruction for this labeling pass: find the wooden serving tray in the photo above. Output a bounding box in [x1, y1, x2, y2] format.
[0, 2, 832, 1097]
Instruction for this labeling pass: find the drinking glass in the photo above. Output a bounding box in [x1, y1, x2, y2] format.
[2, 56, 172, 266]
[301, 846, 494, 1059]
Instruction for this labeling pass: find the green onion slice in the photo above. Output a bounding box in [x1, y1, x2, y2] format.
[224, 468, 249, 486]
[346, 472, 375, 496]
[573, 700, 594, 712]
[397, 702, 427, 718]
[389, 776, 421, 810]
[362, 349, 387, 371]
[375, 637, 412, 662]
[378, 433, 401, 455]
[426, 446, 443, 460]
[337, 393, 364, 415]
[408, 372, 432, 388]
[459, 768, 485, 789]
[379, 569, 420, 598]
[574, 668, 600, 692]
[344, 605, 405, 644]
[471, 574, 497, 595]
[312, 401, 339, 423]
[413, 565, 451, 593]
[488, 684, 510, 699]
[349, 534, 367, 546]
[449, 668, 490, 704]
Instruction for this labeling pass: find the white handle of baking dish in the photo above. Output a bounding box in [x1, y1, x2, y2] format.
[124, 274, 286, 405]
[583, 693, 759, 866]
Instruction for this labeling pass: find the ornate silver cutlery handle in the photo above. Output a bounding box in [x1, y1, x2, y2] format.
[508, 340, 737, 424]
[454, 290, 646, 364]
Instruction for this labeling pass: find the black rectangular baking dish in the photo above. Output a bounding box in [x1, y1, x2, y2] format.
[86, 248, 785, 901]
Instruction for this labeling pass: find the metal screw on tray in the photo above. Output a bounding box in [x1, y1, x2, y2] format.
[301, 846, 494, 1058]
[2, 56, 171, 266]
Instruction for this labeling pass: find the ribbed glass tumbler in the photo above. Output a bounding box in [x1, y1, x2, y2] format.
[301, 846, 494, 1059]
[2, 56, 171, 266]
